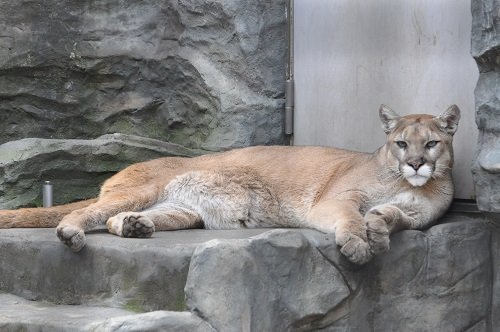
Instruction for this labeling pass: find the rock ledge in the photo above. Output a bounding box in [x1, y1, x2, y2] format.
[0, 213, 497, 331]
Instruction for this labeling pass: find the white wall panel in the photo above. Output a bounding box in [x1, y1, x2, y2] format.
[293, 0, 479, 199]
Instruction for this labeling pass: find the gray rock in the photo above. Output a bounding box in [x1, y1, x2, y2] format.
[0, 215, 496, 331]
[471, 0, 500, 63]
[185, 229, 351, 332]
[0, 0, 286, 210]
[0, 0, 286, 150]
[310, 216, 493, 332]
[472, 133, 500, 212]
[471, 0, 500, 212]
[492, 227, 500, 329]
[0, 229, 190, 312]
[367, 220, 490, 332]
[88, 311, 215, 332]
[184, 215, 495, 332]
[0, 293, 134, 332]
[0, 293, 215, 332]
[0, 227, 269, 311]
[0, 134, 202, 209]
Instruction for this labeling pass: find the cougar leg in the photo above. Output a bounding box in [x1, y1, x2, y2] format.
[106, 201, 203, 238]
[307, 198, 372, 265]
[56, 187, 160, 251]
[365, 204, 417, 255]
[144, 202, 203, 231]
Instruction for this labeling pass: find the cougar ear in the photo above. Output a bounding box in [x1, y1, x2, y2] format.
[379, 104, 400, 134]
[437, 105, 461, 136]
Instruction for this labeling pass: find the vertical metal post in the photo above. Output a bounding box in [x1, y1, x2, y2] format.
[43, 181, 53, 208]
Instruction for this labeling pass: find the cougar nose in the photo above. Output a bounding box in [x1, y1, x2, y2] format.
[408, 158, 426, 171]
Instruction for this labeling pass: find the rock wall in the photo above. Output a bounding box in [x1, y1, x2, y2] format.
[471, 0, 500, 212]
[0, 0, 286, 208]
[0, 134, 204, 208]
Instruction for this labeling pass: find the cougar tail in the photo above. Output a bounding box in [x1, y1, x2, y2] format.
[0, 198, 98, 228]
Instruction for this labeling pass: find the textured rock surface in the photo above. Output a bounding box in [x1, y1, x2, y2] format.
[492, 227, 500, 329]
[185, 230, 350, 332]
[0, 134, 202, 209]
[319, 217, 492, 331]
[471, 0, 500, 212]
[0, 228, 268, 311]
[88, 311, 216, 332]
[0, 0, 286, 149]
[0, 213, 497, 331]
[0, 293, 215, 332]
[185, 215, 495, 332]
[0, 0, 286, 209]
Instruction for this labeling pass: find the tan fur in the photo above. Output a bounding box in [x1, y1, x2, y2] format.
[0, 199, 97, 228]
[0, 105, 460, 264]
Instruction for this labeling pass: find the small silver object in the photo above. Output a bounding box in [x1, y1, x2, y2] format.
[42, 181, 53, 208]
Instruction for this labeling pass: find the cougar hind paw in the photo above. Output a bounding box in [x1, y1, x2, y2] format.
[56, 224, 87, 252]
[107, 212, 155, 238]
[123, 214, 155, 238]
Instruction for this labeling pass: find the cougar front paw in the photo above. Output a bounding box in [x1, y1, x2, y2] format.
[366, 218, 390, 256]
[56, 224, 86, 252]
[107, 213, 155, 238]
[336, 232, 373, 265]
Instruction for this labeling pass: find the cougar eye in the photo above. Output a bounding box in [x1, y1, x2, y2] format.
[395, 141, 407, 149]
[426, 140, 439, 149]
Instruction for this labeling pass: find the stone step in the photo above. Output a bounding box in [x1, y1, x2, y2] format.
[0, 228, 269, 312]
[0, 293, 213, 332]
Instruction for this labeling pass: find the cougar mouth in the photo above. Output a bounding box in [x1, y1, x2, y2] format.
[402, 164, 433, 187]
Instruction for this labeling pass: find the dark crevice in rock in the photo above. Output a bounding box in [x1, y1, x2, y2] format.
[488, 228, 495, 332]
[292, 294, 354, 332]
[313, 244, 358, 293]
[462, 318, 487, 332]
[473, 46, 500, 73]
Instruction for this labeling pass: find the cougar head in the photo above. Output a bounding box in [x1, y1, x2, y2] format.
[379, 104, 460, 187]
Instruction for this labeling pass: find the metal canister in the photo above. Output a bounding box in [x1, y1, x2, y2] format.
[42, 181, 53, 208]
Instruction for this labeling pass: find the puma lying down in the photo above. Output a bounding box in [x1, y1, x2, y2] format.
[0, 105, 460, 265]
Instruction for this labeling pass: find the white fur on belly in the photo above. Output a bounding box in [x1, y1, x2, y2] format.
[162, 170, 285, 229]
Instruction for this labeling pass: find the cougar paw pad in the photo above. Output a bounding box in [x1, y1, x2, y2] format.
[122, 215, 155, 238]
[56, 225, 86, 252]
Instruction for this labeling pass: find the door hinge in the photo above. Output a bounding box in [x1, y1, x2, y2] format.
[285, 79, 294, 135]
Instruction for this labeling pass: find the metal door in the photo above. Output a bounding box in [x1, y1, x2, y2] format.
[293, 0, 479, 199]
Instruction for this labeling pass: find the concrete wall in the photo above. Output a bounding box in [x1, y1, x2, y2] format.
[293, 0, 479, 199]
